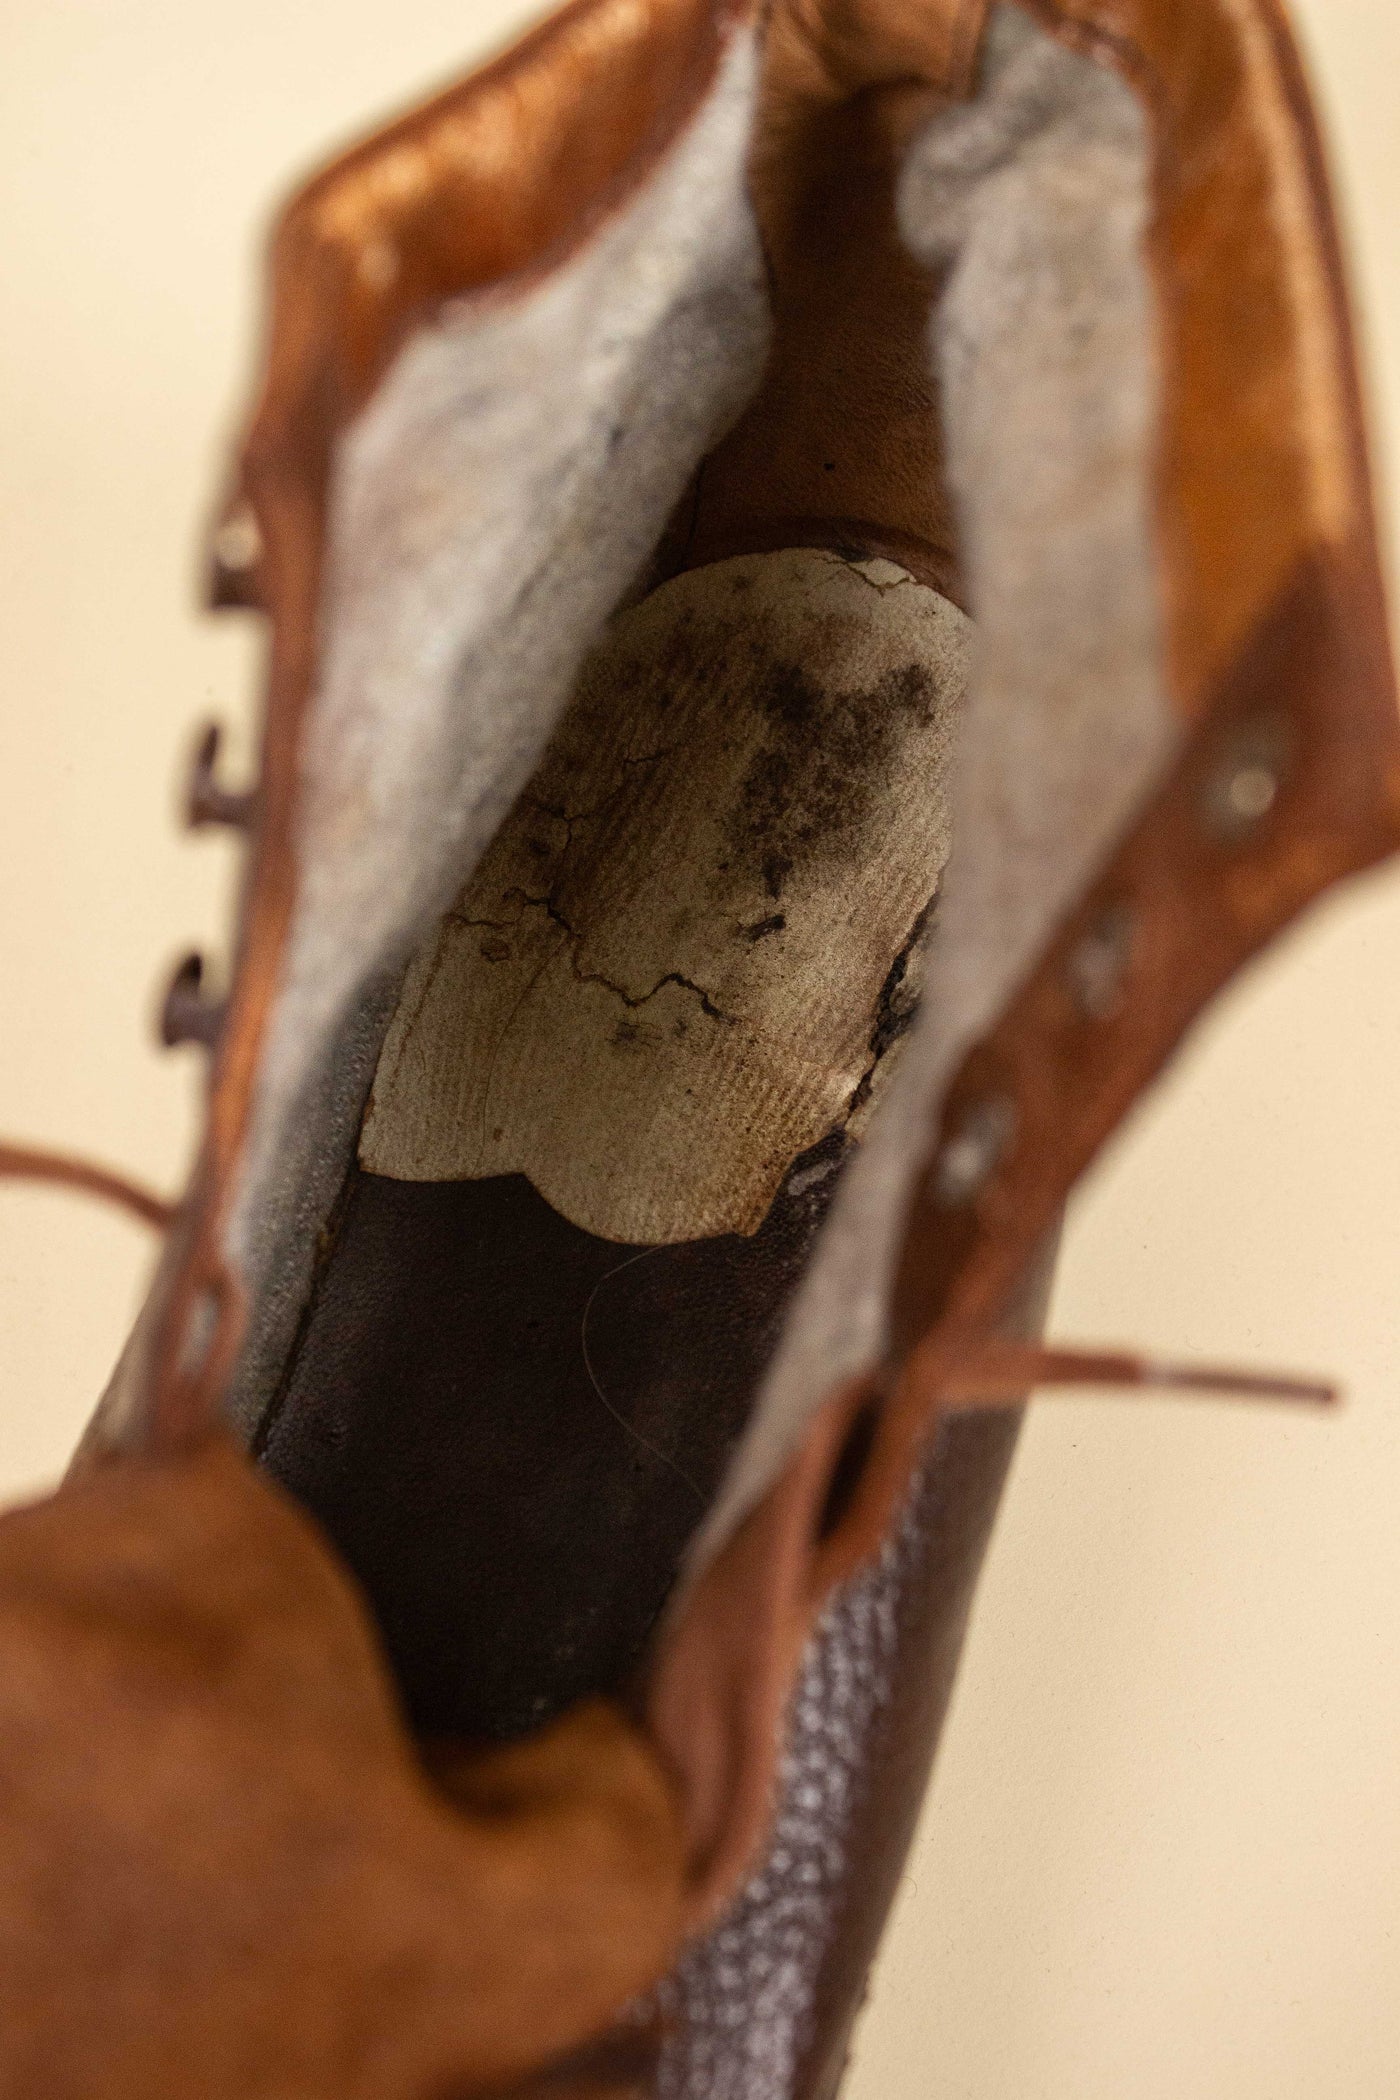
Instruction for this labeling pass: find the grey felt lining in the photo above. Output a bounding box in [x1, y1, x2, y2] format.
[218, 29, 771, 1438]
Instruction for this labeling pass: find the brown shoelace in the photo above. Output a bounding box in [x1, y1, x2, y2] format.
[0, 1141, 1335, 1411]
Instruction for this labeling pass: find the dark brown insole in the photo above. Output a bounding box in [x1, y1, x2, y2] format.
[257, 1135, 848, 1741]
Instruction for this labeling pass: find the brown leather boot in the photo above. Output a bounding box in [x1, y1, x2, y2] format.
[1, 1, 1395, 2095]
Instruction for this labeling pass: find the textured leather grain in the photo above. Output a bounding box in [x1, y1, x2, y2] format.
[657, 1413, 1020, 2100]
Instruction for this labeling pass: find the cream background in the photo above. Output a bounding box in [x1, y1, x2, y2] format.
[0, 3, 1396, 2094]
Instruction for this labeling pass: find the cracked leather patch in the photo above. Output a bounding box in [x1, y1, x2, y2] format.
[359, 548, 969, 1243]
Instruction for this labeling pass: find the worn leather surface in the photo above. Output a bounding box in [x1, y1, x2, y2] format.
[259, 1142, 847, 1741]
[0, 1436, 688, 2100]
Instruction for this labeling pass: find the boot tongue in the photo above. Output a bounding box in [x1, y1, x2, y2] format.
[925, 1338, 1337, 1409]
[0, 1432, 688, 2099]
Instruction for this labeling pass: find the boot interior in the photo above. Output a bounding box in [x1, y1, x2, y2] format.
[232, 3, 1164, 1747]
[255, 542, 967, 1741]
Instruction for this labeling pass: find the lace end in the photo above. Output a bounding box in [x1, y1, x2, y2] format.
[0, 1142, 175, 1234]
[935, 1341, 1338, 1411]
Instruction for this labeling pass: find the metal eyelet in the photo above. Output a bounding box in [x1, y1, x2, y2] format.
[1067, 900, 1135, 1020]
[930, 1095, 1018, 1208]
[1200, 713, 1294, 845]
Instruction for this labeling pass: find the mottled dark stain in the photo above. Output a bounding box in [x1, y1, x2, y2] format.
[487, 590, 947, 997]
[762, 851, 793, 901]
[742, 913, 787, 942]
[610, 1016, 665, 1052]
[728, 653, 938, 883]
